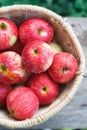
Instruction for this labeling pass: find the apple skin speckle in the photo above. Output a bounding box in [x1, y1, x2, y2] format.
[48, 52, 78, 83]
[22, 40, 54, 73]
[6, 87, 39, 120]
[19, 17, 53, 46]
[0, 51, 25, 85]
[0, 18, 18, 50]
[28, 72, 59, 105]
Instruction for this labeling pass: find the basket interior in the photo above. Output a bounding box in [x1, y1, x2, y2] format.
[0, 6, 84, 127]
[0, 10, 80, 61]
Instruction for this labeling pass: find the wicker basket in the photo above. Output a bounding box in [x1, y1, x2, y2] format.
[0, 5, 85, 128]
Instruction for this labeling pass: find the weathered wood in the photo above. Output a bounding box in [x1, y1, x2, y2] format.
[0, 18, 87, 129]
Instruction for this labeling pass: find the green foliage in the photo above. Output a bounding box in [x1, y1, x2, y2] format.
[0, 0, 87, 17]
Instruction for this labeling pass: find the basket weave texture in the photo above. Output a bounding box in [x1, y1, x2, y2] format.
[0, 4, 85, 128]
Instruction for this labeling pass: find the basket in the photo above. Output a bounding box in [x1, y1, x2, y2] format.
[0, 4, 85, 128]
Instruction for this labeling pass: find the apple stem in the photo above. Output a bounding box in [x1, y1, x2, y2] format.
[34, 49, 38, 54]
[63, 67, 68, 72]
[0, 64, 7, 71]
[38, 28, 47, 36]
[38, 28, 42, 34]
[0, 22, 7, 30]
[42, 86, 47, 92]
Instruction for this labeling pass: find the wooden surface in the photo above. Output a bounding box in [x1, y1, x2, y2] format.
[0, 18, 87, 129]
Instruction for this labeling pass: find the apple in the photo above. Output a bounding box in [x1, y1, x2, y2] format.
[0, 18, 18, 50]
[0, 51, 25, 85]
[49, 42, 63, 54]
[22, 40, 54, 73]
[48, 52, 78, 83]
[6, 86, 39, 120]
[28, 72, 59, 105]
[0, 83, 11, 107]
[19, 17, 53, 46]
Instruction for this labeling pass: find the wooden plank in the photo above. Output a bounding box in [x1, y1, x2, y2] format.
[0, 18, 87, 129]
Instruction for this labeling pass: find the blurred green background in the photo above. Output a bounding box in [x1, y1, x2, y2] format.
[0, 0, 87, 17]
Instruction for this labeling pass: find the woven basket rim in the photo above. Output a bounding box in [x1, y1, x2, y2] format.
[0, 4, 85, 128]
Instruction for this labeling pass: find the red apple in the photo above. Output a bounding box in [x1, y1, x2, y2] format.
[0, 18, 18, 50]
[0, 84, 11, 107]
[22, 40, 54, 73]
[0, 51, 25, 85]
[19, 17, 53, 46]
[48, 52, 78, 83]
[28, 72, 59, 105]
[6, 86, 39, 120]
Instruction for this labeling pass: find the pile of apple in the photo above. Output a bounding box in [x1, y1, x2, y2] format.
[0, 17, 78, 120]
